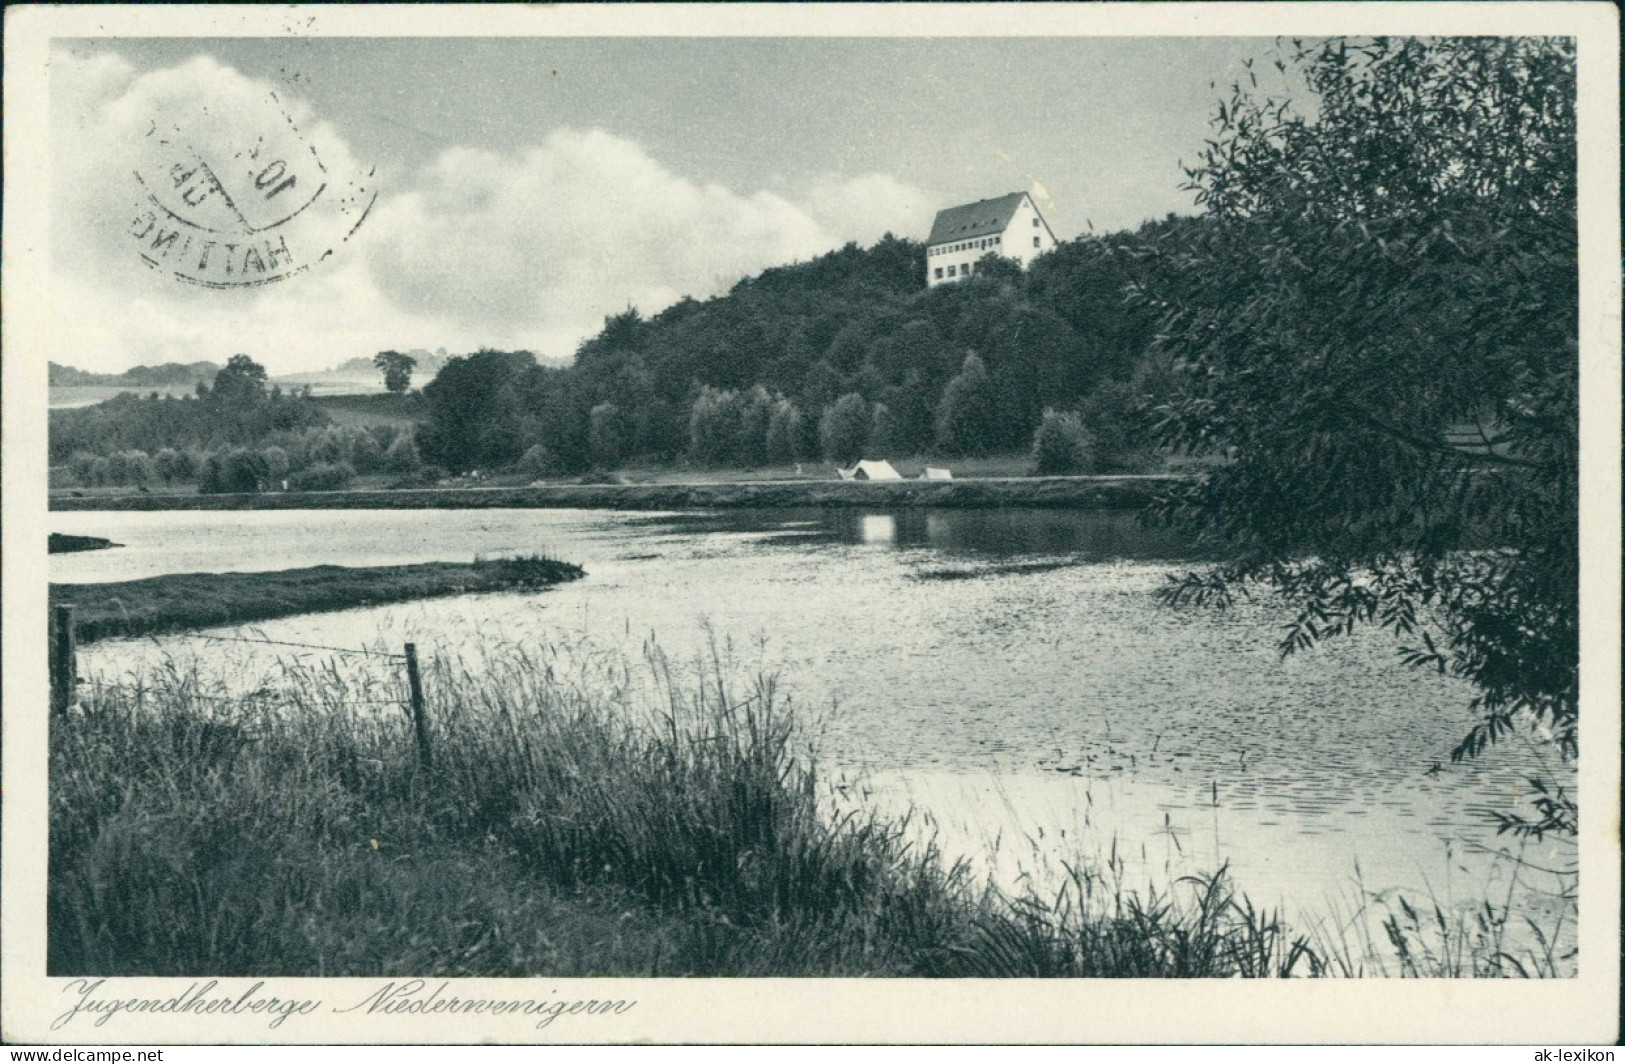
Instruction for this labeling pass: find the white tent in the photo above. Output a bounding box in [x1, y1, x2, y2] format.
[921, 467, 953, 481]
[845, 460, 903, 481]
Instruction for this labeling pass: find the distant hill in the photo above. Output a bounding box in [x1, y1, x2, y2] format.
[50, 361, 220, 388]
[327, 349, 454, 380]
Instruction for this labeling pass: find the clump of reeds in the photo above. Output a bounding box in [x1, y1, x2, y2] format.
[47, 634, 1573, 978]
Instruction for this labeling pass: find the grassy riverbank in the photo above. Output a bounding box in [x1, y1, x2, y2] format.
[52, 642, 1327, 978]
[49, 474, 1186, 513]
[52, 635, 1565, 978]
[50, 557, 583, 643]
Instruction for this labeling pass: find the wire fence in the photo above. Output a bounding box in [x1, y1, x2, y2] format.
[144, 632, 408, 660]
[53, 605, 435, 764]
[77, 677, 408, 710]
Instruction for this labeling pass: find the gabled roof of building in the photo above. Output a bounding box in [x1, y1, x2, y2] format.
[847, 459, 903, 481]
[926, 191, 1031, 246]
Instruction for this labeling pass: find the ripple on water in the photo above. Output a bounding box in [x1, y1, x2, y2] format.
[56, 505, 1576, 964]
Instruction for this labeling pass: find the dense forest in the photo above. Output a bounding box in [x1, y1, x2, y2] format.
[415, 218, 1196, 476]
[52, 216, 1198, 485]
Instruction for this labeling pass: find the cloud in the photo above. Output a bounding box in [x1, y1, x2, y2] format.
[48, 50, 937, 373]
[365, 130, 858, 339]
[47, 50, 398, 370]
[798, 172, 941, 248]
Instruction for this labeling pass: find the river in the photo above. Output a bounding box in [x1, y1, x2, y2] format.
[50, 506, 1577, 967]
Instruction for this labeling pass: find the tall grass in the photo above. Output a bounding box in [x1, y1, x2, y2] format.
[49, 636, 1565, 978]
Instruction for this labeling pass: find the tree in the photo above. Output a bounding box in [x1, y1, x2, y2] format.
[818, 392, 871, 465]
[373, 350, 418, 395]
[419, 349, 536, 472]
[971, 252, 1024, 286]
[210, 355, 268, 406]
[1141, 38, 1578, 834]
[735, 386, 774, 467]
[765, 398, 804, 465]
[688, 386, 742, 467]
[868, 402, 901, 457]
[260, 445, 291, 483]
[588, 402, 627, 470]
[1079, 380, 1156, 472]
[934, 354, 997, 456]
[384, 431, 422, 474]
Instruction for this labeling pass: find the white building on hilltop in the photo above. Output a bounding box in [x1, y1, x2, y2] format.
[924, 191, 1057, 287]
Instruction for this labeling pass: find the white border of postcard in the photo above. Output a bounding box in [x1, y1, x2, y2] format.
[4, 2, 1619, 1046]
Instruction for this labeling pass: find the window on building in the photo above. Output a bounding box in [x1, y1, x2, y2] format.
[947, 265, 956, 277]
[1032, 218, 1040, 227]
[934, 267, 943, 279]
[1033, 235, 1041, 248]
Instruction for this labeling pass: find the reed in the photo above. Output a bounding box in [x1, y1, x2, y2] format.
[47, 636, 1569, 978]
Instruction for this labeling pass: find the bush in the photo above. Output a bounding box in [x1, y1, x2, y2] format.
[516, 444, 560, 479]
[199, 449, 270, 494]
[1030, 409, 1095, 475]
[347, 429, 385, 474]
[383, 431, 423, 474]
[155, 448, 197, 484]
[68, 451, 99, 485]
[261, 446, 291, 482]
[287, 461, 355, 492]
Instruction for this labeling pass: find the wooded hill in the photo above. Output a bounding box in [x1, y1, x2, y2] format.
[417, 218, 1197, 475]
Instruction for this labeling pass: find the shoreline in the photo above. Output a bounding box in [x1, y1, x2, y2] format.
[51, 557, 584, 643]
[48, 473, 1188, 513]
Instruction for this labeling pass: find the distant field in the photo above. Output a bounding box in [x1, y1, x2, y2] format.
[49, 385, 194, 408]
[50, 379, 387, 409]
[272, 376, 389, 397]
[310, 392, 426, 427]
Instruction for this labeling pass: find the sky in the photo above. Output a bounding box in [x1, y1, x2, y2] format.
[48, 36, 1275, 374]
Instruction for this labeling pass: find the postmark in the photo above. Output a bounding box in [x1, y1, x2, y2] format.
[126, 87, 375, 288]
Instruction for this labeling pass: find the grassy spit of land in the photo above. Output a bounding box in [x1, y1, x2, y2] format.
[51, 557, 583, 643]
[49, 533, 121, 554]
[50, 473, 1187, 513]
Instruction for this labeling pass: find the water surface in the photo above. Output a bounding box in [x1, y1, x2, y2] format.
[52, 506, 1577, 957]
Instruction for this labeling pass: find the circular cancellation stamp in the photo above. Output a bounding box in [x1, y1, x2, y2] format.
[126, 86, 375, 288]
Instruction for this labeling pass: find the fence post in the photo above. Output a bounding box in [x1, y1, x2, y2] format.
[404, 642, 431, 768]
[51, 604, 76, 716]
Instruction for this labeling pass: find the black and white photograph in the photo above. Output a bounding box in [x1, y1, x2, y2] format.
[3, 2, 1619, 1046]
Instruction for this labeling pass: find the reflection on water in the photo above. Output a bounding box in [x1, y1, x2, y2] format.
[633, 506, 1206, 560]
[52, 505, 1576, 962]
[859, 514, 895, 544]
